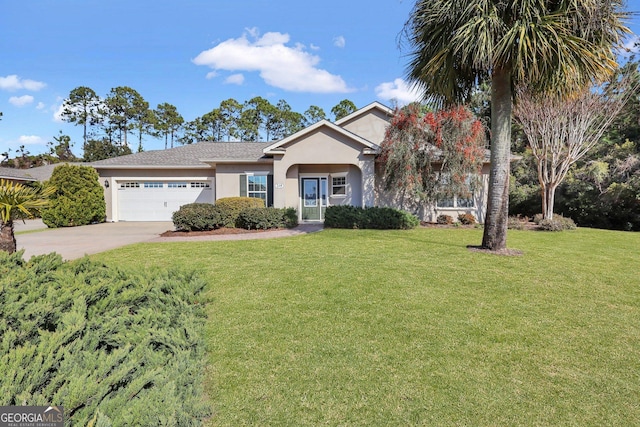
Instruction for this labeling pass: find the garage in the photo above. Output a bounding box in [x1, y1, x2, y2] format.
[117, 181, 213, 221]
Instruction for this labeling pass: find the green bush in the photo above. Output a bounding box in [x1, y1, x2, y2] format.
[41, 164, 106, 227]
[324, 206, 418, 230]
[437, 214, 454, 225]
[237, 207, 298, 230]
[0, 251, 210, 426]
[458, 213, 477, 225]
[282, 207, 299, 228]
[324, 205, 363, 229]
[215, 197, 265, 227]
[172, 203, 223, 231]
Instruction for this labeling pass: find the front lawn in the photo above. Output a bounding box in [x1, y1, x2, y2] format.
[93, 227, 640, 426]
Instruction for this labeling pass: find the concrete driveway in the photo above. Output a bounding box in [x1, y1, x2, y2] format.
[15, 220, 173, 261]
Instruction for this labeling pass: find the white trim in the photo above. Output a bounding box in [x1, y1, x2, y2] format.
[263, 120, 380, 154]
[330, 174, 347, 197]
[334, 101, 393, 126]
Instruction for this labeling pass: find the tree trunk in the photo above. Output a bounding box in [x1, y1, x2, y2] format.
[543, 183, 558, 220]
[0, 220, 16, 254]
[482, 67, 512, 250]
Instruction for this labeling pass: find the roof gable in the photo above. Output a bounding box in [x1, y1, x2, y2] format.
[334, 101, 393, 127]
[263, 119, 380, 155]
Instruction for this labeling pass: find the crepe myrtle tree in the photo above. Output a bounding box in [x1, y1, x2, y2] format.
[514, 77, 636, 220]
[377, 104, 486, 209]
[403, 0, 630, 250]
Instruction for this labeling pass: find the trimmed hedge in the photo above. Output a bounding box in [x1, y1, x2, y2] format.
[324, 205, 419, 230]
[172, 202, 297, 231]
[215, 197, 265, 227]
[172, 203, 223, 231]
[237, 207, 298, 230]
[0, 251, 210, 426]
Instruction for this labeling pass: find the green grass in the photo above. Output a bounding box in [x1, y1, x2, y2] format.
[92, 228, 640, 426]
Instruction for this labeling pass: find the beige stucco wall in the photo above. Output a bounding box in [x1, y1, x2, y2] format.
[214, 163, 272, 200]
[271, 126, 377, 214]
[338, 108, 391, 145]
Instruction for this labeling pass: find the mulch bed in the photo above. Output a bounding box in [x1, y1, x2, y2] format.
[160, 227, 281, 237]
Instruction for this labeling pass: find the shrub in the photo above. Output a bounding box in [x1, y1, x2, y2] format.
[458, 213, 477, 225]
[324, 205, 364, 229]
[508, 216, 526, 230]
[538, 215, 577, 231]
[538, 218, 564, 231]
[437, 214, 454, 225]
[172, 203, 223, 231]
[324, 205, 418, 230]
[237, 207, 298, 230]
[282, 207, 299, 228]
[363, 207, 420, 229]
[41, 164, 105, 227]
[533, 213, 544, 225]
[215, 197, 265, 227]
[0, 251, 210, 425]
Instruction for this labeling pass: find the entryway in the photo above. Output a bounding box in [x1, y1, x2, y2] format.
[300, 177, 327, 221]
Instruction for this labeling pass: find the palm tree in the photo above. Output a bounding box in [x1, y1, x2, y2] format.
[0, 179, 55, 254]
[403, 0, 629, 250]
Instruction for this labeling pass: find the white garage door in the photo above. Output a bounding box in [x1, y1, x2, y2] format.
[117, 181, 213, 221]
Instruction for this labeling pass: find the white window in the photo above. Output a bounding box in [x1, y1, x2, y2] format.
[248, 175, 267, 203]
[120, 182, 140, 188]
[167, 182, 187, 188]
[144, 182, 163, 188]
[331, 176, 346, 196]
[436, 174, 477, 208]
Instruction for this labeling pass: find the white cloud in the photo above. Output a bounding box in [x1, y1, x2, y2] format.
[18, 135, 45, 145]
[620, 35, 639, 56]
[375, 78, 423, 106]
[36, 102, 45, 110]
[53, 103, 65, 122]
[205, 71, 218, 79]
[0, 74, 46, 91]
[9, 95, 34, 107]
[225, 74, 245, 85]
[333, 36, 346, 48]
[193, 29, 352, 93]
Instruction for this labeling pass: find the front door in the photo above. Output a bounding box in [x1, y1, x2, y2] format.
[301, 177, 327, 221]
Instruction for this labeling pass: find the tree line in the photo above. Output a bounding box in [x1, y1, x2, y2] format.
[59, 86, 358, 156]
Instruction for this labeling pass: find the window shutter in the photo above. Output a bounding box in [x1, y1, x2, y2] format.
[239, 174, 247, 197]
[267, 174, 274, 207]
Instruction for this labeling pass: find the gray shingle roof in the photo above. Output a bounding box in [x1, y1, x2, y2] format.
[0, 163, 86, 182]
[91, 142, 272, 167]
[0, 167, 37, 181]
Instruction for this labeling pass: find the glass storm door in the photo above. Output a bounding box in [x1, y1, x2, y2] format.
[301, 178, 327, 220]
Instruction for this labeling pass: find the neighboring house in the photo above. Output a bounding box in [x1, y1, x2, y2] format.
[85, 102, 491, 223]
[0, 167, 38, 184]
[1, 163, 85, 184]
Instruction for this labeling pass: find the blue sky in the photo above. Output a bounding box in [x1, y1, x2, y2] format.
[1, 0, 639, 156]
